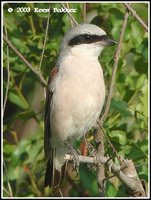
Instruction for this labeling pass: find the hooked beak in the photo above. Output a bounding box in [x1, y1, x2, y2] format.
[101, 38, 118, 46]
[97, 35, 117, 47]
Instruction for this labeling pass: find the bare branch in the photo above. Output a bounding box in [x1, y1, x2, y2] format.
[64, 154, 98, 164]
[100, 10, 129, 125]
[3, 161, 13, 197]
[3, 35, 47, 87]
[64, 3, 74, 27]
[3, 187, 12, 197]
[61, 3, 78, 26]
[3, 19, 10, 115]
[94, 128, 105, 196]
[94, 4, 147, 197]
[95, 8, 130, 197]
[121, 160, 147, 196]
[39, 6, 51, 70]
[83, 3, 86, 23]
[65, 154, 146, 197]
[123, 3, 148, 32]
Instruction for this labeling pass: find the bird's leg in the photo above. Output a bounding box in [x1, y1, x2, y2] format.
[83, 134, 98, 170]
[84, 134, 97, 157]
[64, 140, 79, 176]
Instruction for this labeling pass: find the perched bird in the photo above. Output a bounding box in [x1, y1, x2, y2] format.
[44, 24, 116, 188]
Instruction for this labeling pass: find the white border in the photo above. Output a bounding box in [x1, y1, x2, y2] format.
[1, 1, 150, 199]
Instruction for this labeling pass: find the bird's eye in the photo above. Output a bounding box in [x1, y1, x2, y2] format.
[82, 34, 92, 42]
[68, 34, 99, 46]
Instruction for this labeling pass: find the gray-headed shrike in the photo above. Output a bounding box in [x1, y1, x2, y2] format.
[44, 24, 117, 188]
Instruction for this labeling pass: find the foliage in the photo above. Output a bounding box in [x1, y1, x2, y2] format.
[3, 2, 148, 197]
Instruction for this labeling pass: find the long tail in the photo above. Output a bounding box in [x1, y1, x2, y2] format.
[44, 158, 53, 187]
[44, 158, 66, 188]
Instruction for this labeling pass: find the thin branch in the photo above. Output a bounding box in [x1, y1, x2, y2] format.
[108, 159, 146, 196]
[3, 35, 47, 87]
[123, 3, 148, 32]
[25, 167, 43, 197]
[96, 5, 129, 197]
[29, 15, 36, 36]
[64, 154, 97, 164]
[27, 4, 36, 36]
[83, 3, 86, 23]
[61, 3, 78, 26]
[65, 154, 146, 197]
[100, 10, 129, 125]
[3, 161, 13, 197]
[65, 3, 74, 27]
[3, 187, 12, 197]
[102, 126, 122, 163]
[39, 6, 51, 70]
[94, 128, 105, 197]
[94, 4, 147, 197]
[3, 19, 10, 115]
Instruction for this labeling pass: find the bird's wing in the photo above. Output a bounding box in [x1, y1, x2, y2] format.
[44, 67, 60, 188]
[44, 67, 66, 188]
[44, 67, 58, 159]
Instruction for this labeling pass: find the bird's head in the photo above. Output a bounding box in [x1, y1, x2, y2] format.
[59, 24, 117, 60]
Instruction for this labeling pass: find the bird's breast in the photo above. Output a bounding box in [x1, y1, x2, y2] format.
[50, 57, 105, 142]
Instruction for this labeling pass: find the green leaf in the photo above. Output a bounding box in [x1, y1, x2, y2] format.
[3, 140, 15, 155]
[8, 89, 29, 110]
[11, 63, 27, 73]
[129, 142, 148, 160]
[28, 139, 43, 162]
[123, 23, 132, 42]
[11, 37, 29, 53]
[11, 140, 31, 166]
[109, 8, 123, 26]
[111, 99, 131, 117]
[109, 130, 127, 145]
[5, 166, 19, 180]
[79, 165, 98, 196]
[131, 21, 144, 46]
[134, 57, 148, 74]
[126, 73, 147, 90]
[106, 181, 117, 197]
[111, 25, 121, 41]
[16, 110, 37, 121]
[138, 82, 148, 117]
[136, 38, 148, 61]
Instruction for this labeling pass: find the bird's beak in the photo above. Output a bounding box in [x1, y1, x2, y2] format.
[100, 37, 118, 47]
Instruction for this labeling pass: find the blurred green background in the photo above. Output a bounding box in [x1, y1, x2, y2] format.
[3, 2, 148, 197]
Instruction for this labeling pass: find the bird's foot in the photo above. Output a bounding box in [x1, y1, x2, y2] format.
[64, 140, 79, 177]
[84, 135, 97, 157]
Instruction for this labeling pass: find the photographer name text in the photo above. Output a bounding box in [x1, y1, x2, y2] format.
[8, 7, 77, 13]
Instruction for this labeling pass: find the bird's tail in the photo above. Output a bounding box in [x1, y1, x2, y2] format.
[44, 149, 66, 189]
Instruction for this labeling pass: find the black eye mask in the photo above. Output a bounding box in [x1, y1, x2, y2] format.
[68, 34, 108, 46]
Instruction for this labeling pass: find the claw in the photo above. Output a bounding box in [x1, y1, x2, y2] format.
[64, 140, 80, 175]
